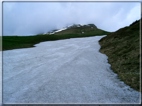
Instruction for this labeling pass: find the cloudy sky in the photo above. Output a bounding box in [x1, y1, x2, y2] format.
[3, 1, 141, 36]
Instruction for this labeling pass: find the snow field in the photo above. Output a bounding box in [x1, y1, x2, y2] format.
[3, 36, 140, 103]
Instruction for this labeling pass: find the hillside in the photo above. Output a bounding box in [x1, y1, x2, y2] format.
[99, 19, 140, 91]
[51, 24, 109, 36]
[3, 24, 110, 50]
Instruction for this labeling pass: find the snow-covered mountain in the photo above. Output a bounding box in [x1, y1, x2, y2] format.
[47, 27, 67, 35]
[47, 24, 98, 35]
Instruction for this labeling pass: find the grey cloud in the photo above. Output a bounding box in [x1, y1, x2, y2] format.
[3, 2, 141, 36]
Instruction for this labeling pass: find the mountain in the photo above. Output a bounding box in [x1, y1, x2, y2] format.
[47, 24, 109, 36]
[99, 18, 141, 91]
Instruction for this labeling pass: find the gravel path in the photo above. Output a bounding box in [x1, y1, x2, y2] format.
[3, 36, 140, 103]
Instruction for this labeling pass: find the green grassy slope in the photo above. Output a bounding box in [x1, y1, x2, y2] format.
[3, 24, 110, 51]
[0, 36, 2, 50]
[99, 19, 140, 91]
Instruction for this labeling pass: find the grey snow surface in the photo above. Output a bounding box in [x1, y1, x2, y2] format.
[3, 36, 140, 104]
[0, 51, 2, 105]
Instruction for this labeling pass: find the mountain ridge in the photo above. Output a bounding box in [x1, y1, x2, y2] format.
[51, 23, 101, 35]
[47, 23, 98, 35]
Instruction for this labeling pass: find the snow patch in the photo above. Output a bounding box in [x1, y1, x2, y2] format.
[3, 36, 140, 103]
[49, 27, 67, 34]
[0, 51, 2, 104]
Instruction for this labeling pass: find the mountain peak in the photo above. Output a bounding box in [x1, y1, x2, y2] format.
[67, 24, 97, 29]
[47, 23, 99, 35]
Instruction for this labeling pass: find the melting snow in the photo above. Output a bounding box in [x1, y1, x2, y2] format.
[3, 36, 140, 103]
[0, 51, 2, 104]
[49, 27, 67, 34]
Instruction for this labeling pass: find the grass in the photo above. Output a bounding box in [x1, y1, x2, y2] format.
[2, 28, 110, 50]
[0, 36, 2, 50]
[99, 19, 141, 91]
